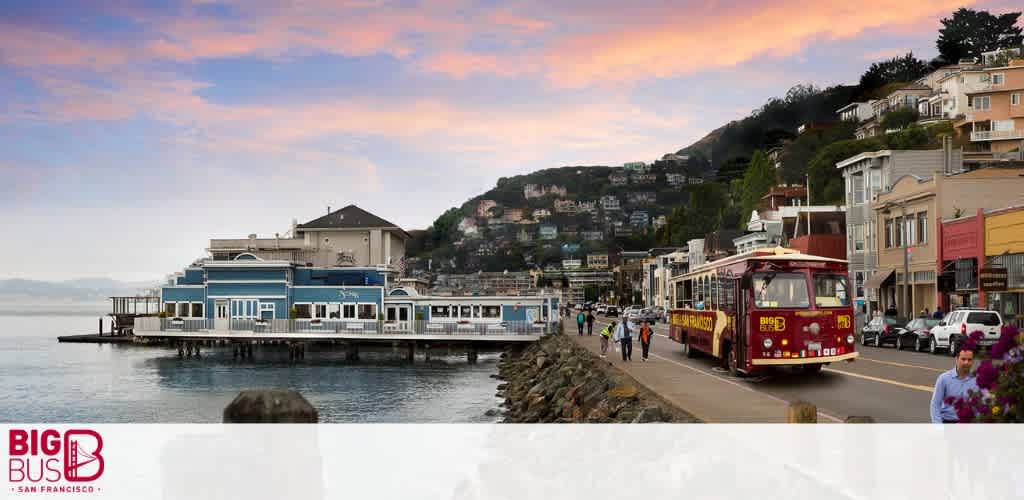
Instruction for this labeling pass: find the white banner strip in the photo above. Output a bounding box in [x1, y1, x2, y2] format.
[4, 425, 1023, 499]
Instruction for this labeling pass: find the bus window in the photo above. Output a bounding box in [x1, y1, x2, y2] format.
[710, 275, 717, 309]
[752, 272, 810, 309]
[813, 274, 850, 307]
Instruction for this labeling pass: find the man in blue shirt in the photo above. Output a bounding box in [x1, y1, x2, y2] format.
[930, 347, 978, 423]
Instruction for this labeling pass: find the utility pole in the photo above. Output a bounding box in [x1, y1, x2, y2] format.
[805, 174, 811, 237]
[902, 203, 911, 317]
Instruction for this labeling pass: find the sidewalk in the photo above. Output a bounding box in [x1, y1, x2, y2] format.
[562, 319, 792, 423]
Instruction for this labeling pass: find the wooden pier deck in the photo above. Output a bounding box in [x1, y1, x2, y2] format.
[133, 330, 541, 343]
[58, 334, 136, 344]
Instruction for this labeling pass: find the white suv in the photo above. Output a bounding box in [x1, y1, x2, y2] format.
[927, 309, 1003, 355]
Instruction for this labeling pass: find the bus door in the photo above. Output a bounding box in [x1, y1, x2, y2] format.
[733, 274, 747, 370]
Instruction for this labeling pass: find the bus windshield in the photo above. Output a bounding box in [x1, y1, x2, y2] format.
[752, 272, 809, 309]
[813, 273, 850, 307]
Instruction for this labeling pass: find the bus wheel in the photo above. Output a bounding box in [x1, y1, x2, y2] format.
[803, 364, 823, 374]
[726, 347, 742, 377]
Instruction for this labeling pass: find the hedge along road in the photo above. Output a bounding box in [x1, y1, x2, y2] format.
[585, 316, 949, 422]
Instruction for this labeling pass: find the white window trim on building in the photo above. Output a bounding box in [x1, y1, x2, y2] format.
[165, 301, 205, 318]
[293, 302, 379, 320]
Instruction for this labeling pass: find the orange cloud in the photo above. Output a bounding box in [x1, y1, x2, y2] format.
[540, 0, 973, 87]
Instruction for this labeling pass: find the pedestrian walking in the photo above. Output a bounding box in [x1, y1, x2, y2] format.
[933, 307, 945, 320]
[600, 321, 615, 358]
[884, 304, 898, 317]
[930, 347, 979, 423]
[586, 310, 595, 336]
[639, 321, 653, 361]
[576, 310, 585, 336]
[613, 318, 634, 361]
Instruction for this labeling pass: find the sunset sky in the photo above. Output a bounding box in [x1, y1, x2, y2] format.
[1, 1, 1019, 282]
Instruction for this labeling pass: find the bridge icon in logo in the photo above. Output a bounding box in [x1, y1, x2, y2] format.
[63, 430, 104, 482]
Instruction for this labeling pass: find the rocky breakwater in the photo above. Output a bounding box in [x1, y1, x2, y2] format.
[496, 334, 699, 423]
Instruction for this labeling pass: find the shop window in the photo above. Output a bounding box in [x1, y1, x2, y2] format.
[358, 304, 377, 320]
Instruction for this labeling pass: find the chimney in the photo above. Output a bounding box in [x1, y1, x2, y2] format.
[327, 205, 331, 215]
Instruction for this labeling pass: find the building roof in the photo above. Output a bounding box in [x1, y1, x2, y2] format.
[893, 82, 933, 92]
[835, 102, 869, 113]
[761, 185, 806, 200]
[297, 205, 409, 238]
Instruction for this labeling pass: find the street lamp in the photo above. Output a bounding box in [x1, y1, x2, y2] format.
[882, 202, 911, 316]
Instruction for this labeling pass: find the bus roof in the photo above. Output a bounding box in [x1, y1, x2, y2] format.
[673, 247, 847, 282]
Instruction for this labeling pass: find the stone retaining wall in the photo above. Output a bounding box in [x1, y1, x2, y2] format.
[496, 334, 699, 423]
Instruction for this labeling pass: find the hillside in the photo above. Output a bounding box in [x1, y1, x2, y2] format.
[676, 84, 859, 173]
[406, 158, 707, 273]
[0, 278, 158, 303]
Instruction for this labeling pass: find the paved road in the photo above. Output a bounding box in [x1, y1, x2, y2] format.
[575, 315, 953, 422]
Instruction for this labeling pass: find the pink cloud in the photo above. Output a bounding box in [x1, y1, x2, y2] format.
[1, 0, 980, 87]
[539, 0, 974, 87]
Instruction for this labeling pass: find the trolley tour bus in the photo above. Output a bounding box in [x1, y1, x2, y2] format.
[668, 247, 858, 375]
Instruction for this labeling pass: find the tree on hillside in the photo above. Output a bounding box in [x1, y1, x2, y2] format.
[739, 151, 778, 223]
[429, 207, 462, 249]
[656, 184, 729, 246]
[857, 53, 930, 97]
[937, 8, 1022, 64]
[880, 108, 920, 131]
[715, 156, 750, 183]
[806, 137, 885, 204]
[887, 124, 930, 149]
[778, 121, 856, 184]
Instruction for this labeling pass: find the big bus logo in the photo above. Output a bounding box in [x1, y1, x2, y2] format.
[759, 316, 786, 332]
[836, 315, 852, 329]
[8, 429, 104, 484]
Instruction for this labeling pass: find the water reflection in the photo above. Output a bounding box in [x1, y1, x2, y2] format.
[0, 314, 505, 423]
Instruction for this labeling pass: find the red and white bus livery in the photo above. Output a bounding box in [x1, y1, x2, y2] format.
[668, 247, 858, 375]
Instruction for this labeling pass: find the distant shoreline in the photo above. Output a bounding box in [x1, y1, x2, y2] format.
[0, 303, 110, 316]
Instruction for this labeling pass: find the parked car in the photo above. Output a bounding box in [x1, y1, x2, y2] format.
[927, 309, 1003, 355]
[605, 306, 619, 317]
[622, 305, 643, 320]
[596, 304, 608, 314]
[642, 308, 664, 323]
[649, 306, 667, 323]
[861, 315, 907, 347]
[895, 318, 941, 351]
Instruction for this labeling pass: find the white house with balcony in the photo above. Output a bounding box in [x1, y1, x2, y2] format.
[836, 102, 873, 122]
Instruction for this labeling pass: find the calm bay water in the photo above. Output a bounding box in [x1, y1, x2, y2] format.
[0, 310, 504, 423]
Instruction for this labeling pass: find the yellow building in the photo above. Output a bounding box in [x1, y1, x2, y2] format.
[985, 205, 1024, 327]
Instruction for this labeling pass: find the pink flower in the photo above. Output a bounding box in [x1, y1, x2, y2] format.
[976, 360, 999, 390]
[991, 326, 1020, 359]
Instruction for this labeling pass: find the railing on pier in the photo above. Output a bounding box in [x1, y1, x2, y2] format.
[135, 317, 558, 336]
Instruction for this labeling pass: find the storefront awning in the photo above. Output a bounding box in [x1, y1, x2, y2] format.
[864, 268, 895, 290]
